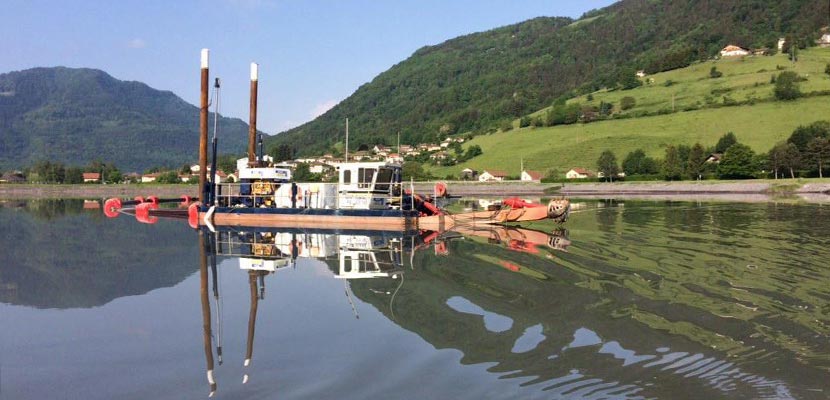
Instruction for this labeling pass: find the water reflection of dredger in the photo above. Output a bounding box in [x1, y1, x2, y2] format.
[196, 227, 417, 397]
[195, 223, 571, 396]
[421, 225, 570, 256]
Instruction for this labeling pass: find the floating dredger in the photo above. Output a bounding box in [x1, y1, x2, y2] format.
[103, 49, 570, 230]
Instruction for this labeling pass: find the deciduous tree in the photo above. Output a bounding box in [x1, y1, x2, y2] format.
[687, 143, 706, 180]
[806, 137, 830, 178]
[715, 132, 738, 153]
[620, 96, 636, 111]
[717, 143, 758, 179]
[622, 149, 658, 175]
[662, 145, 682, 180]
[597, 150, 620, 182]
[774, 71, 802, 101]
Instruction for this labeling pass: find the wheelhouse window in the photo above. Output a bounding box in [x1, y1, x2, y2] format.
[358, 168, 375, 188]
[374, 168, 394, 191]
[343, 170, 351, 184]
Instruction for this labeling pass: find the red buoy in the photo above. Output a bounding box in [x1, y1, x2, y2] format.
[180, 195, 192, 207]
[135, 202, 158, 224]
[146, 196, 159, 205]
[133, 196, 145, 204]
[188, 202, 201, 229]
[434, 182, 447, 198]
[103, 197, 122, 218]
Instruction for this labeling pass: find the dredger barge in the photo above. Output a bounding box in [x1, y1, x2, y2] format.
[103, 49, 569, 230]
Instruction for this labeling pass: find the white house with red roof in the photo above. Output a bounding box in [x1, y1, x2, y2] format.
[566, 168, 594, 179]
[520, 170, 543, 182]
[479, 169, 508, 182]
[720, 45, 749, 57]
[82, 172, 100, 183]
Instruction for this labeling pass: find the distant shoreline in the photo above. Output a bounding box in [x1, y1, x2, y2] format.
[0, 184, 198, 200]
[3, 180, 830, 200]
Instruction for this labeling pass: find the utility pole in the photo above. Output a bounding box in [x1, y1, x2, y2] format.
[345, 118, 349, 162]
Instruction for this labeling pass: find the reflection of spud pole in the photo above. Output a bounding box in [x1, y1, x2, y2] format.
[199, 231, 217, 396]
[243, 270, 260, 384]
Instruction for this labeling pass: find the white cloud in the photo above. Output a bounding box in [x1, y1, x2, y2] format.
[127, 38, 146, 49]
[310, 99, 338, 119]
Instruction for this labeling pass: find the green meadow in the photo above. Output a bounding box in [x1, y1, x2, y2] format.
[434, 48, 830, 177]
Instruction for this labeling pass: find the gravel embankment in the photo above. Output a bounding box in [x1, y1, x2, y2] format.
[0, 184, 197, 200]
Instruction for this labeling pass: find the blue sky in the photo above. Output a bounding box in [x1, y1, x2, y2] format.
[1, 0, 616, 134]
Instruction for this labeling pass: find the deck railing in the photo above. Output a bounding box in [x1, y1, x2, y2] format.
[210, 182, 406, 210]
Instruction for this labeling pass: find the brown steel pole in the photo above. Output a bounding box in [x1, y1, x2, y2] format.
[199, 49, 210, 202]
[248, 63, 259, 167]
[243, 270, 260, 384]
[199, 232, 217, 395]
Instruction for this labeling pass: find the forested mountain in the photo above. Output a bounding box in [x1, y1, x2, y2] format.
[0, 67, 253, 171]
[269, 0, 829, 156]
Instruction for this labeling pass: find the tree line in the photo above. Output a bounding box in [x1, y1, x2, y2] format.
[596, 122, 830, 181]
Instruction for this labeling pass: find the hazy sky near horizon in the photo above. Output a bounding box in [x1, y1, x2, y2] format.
[1, 0, 616, 134]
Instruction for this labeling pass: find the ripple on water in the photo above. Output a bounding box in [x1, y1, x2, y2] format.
[446, 296, 513, 333]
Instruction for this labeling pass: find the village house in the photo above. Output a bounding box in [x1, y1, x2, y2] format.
[720, 45, 750, 57]
[520, 170, 543, 182]
[398, 144, 414, 154]
[440, 137, 464, 148]
[385, 153, 404, 164]
[705, 153, 723, 164]
[777, 37, 786, 51]
[460, 168, 478, 180]
[817, 33, 830, 48]
[350, 150, 370, 161]
[141, 173, 160, 183]
[125, 172, 141, 183]
[566, 168, 594, 179]
[178, 174, 192, 183]
[0, 171, 25, 183]
[83, 200, 100, 209]
[430, 151, 451, 161]
[82, 172, 100, 183]
[214, 170, 228, 183]
[479, 169, 508, 182]
[308, 162, 333, 174]
[636, 70, 647, 78]
[372, 145, 391, 156]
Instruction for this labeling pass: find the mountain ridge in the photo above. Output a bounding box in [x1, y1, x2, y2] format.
[0, 66, 253, 171]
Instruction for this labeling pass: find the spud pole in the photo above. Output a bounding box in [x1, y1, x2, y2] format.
[199, 49, 210, 202]
[248, 63, 259, 166]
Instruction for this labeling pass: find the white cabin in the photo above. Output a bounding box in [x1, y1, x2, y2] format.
[336, 161, 402, 210]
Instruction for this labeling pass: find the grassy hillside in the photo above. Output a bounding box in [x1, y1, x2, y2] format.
[268, 0, 830, 156]
[433, 48, 830, 177]
[554, 47, 830, 118]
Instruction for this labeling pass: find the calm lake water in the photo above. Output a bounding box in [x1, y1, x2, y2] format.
[1, 198, 829, 399]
